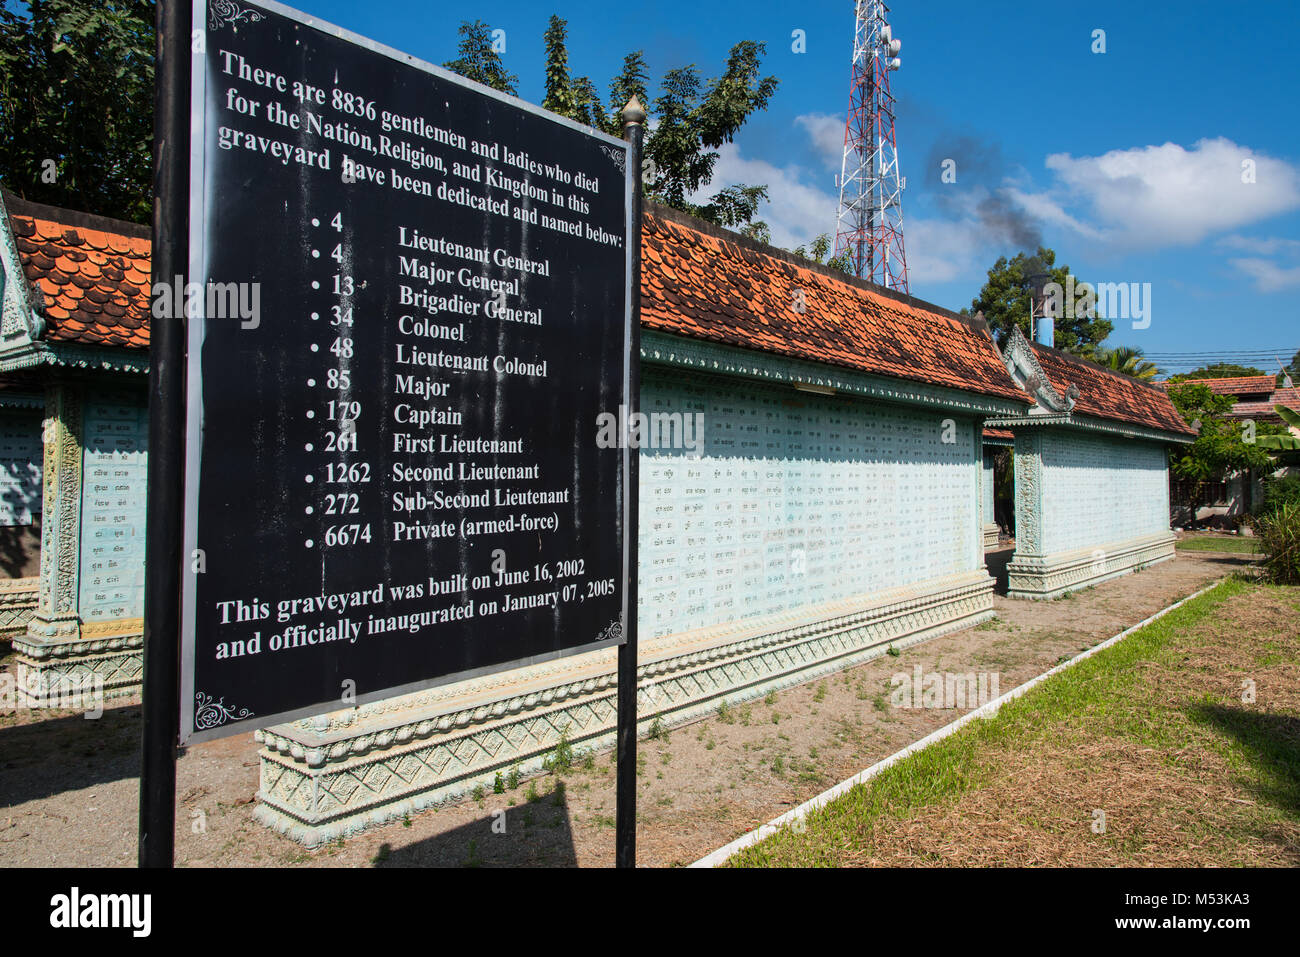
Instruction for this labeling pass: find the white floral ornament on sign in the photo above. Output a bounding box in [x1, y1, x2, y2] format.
[209, 0, 265, 32]
[194, 692, 254, 731]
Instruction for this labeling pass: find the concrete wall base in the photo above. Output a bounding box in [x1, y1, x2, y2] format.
[1006, 532, 1175, 600]
[10, 629, 143, 706]
[253, 569, 996, 846]
[0, 578, 39, 642]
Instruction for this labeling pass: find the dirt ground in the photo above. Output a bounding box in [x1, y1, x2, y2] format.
[0, 549, 1251, 867]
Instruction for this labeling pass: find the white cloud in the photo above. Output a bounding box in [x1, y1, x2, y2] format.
[1216, 234, 1300, 291]
[902, 217, 990, 284]
[1217, 234, 1300, 256]
[1229, 257, 1300, 292]
[794, 113, 845, 171]
[696, 119, 991, 282]
[694, 126, 1300, 290]
[693, 126, 1300, 297]
[1033, 138, 1300, 247]
[699, 138, 987, 284]
[692, 140, 838, 250]
[1000, 187, 1104, 241]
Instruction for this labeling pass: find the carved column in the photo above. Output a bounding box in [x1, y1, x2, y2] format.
[25, 380, 84, 641]
[1013, 430, 1044, 558]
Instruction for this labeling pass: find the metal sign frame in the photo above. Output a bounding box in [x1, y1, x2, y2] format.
[176, 0, 634, 742]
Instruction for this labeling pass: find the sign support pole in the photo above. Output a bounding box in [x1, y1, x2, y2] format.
[139, 0, 191, 868]
[616, 97, 645, 869]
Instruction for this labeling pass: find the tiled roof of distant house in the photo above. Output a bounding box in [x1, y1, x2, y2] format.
[1155, 375, 1299, 423]
[1030, 342, 1196, 436]
[983, 427, 1015, 441]
[1232, 387, 1300, 421]
[1154, 375, 1275, 396]
[4, 194, 150, 349]
[641, 204, 1030, 405]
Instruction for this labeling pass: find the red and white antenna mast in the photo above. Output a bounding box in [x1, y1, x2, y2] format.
[834, 0, 908, 291]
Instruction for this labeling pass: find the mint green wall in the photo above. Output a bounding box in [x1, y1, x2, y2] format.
[982, 450, 996, 523]
[637, 366, 980, 640]
[78, 392, 148, 622]
[1039, 430, 1170, 555]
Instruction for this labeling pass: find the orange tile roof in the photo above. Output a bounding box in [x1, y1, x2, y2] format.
[6, 197, 150, 350]
[641, 206, 1029, 406]
[1161, 375, 1276, 395]
[2, 197, 1028, 412]
[1232, 387, 1300, 419]
[1030, 343, 1196, 436]
[1156, 376, 1298, 421]
[983, 427, 1015, 441]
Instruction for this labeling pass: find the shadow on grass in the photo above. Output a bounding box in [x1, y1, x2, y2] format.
[1187, 703, 1300, 818]
[1180, 555, 1262, 569]
[371, 784, 579, 868]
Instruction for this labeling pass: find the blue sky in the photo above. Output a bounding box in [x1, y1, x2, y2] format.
[289, 0, 1297, 371]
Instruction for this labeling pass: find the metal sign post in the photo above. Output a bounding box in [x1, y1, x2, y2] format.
[141, 0, 637, 868]
[615, 97, 644, 869]
[139, 0, 191, 870]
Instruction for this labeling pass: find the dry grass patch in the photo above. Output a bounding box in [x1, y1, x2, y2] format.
[729, 579, 1300, 867]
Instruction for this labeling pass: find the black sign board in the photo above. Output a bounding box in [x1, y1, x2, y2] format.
[180, 0, 631, 742]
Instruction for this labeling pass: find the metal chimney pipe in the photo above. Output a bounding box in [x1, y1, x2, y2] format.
[1037, 312, 1055, 348]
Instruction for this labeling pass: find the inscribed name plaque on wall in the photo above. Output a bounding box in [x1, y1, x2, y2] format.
[0, 415, 42, 526]
[638, 369, 976, 641]
[80, 394, 148, 623]
[180, 0, 631, 742]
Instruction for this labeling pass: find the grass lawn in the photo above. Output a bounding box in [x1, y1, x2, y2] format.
[727, 578, 1300, 867]
[1176, 535, 1261, 554]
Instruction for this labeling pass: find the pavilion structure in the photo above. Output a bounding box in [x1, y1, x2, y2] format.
[989, 327, 1195, 599]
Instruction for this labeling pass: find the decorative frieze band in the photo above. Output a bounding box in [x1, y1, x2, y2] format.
[641, 330, 1026, 417]
[255, 570, 997, 844]
[1006, 533, 1175, 599]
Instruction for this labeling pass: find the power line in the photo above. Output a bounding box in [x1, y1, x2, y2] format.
[1142, 349, 1298, 357]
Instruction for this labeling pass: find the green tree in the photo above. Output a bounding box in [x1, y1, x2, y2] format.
[1169, 363, 1267, 382]
[542, 15, 581, 118]
[1096, 345, 1159, 381]
[734, 214, 770, 245]
[794, 234, 832, 263]
[1166, 381, 1275, 520]
[443, 20, 517, 95]
[0, 0, 155, 223]
[791, 233, 851, 274]
[965, 248, 1113, 356]
[540, 16, 626, 130]
[540, 15, 778, 235]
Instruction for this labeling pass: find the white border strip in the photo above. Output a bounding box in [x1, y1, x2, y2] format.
[691, 579, 1227, 868]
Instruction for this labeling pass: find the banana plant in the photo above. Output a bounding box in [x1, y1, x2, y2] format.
[1255, 405, 1300, 451]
